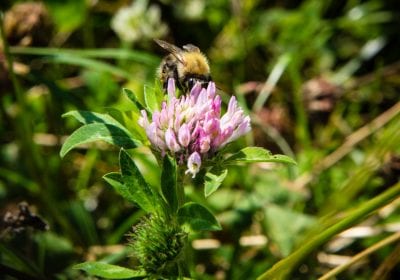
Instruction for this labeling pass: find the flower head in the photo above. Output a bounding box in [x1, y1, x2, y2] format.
[111, 0, 168, 43]
[139, 79, 251, 177]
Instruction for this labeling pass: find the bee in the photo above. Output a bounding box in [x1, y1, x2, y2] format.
[155, 39, 212, 93]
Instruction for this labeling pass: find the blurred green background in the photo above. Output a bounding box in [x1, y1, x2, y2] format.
[1, 0, 400, 279]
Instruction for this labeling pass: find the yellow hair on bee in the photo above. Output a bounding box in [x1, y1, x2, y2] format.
[178, 52, 210, 76]
[155, 39, 212, 92]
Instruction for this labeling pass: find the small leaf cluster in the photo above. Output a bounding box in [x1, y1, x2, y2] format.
[204, 146, 296, 197]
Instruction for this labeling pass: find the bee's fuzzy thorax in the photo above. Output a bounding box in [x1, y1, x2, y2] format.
[179, 52, 210, 76]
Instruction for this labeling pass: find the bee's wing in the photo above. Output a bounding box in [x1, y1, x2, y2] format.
[182, 44, 200, 52]
[154, 39, 182, 53]
[154, 39, 185, 64]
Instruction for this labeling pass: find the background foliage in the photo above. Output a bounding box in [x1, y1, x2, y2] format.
[1, 0, 400, 279]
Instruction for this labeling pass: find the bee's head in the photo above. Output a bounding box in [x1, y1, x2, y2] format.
[181, 74, 212, 92]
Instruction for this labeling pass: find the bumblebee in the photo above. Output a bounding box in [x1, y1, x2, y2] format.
[155, 39, 212, 93]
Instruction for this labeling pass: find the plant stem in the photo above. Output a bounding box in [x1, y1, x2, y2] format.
[176, 168, 190, 278]
[177, 242, 191, 279]
[176, 167, 186, 209]
[288, 55, 311, 150]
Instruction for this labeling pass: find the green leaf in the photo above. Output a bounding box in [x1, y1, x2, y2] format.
[103, 172, 124, 191]
[33, 232, 74, 256]
[104, 108, 128, 127]
[144, 85, 159, 112]
[104, 172, 155, 215]
[68, 201, 99, 245]
[62, 110, 136, 141]
[119, 149, 158, 213]
[63, 110, 127, 129]
[104, 108, 147, 144]
[153, 79, 166, 104]
[46, 54, 133, 80]
[264, 205, 315, 257]
[161, 156, 178, 213]
[177, 202, 221, 231]
[0, 244, 43, 278]
[204, 168, 228, 197]
[73, 262, 145, 279]
[10, 47, 159, 66]
[123, 88, 147, 113]
[60, 123, 139, 157]
[224, 147, 296, 165]
[45, 0, 87, 33]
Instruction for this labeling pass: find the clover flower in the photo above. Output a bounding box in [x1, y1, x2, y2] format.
[111, 0, 168, 43]
[139, 79, 251, 177]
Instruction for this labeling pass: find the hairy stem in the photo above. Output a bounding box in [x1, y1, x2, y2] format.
[176, 168, 190, 278]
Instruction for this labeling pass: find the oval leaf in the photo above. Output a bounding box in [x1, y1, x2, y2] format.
[60, 123, 139, 157]
[204, 168, 228, 197]
[119, 149, 158, 213]
[73, 262, 145, 279]
[177, 202, 221, 231]
[63, 110, 130, 133]
[224, 147, 296, 165]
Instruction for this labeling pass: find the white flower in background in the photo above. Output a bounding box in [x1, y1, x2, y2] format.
[176, 0, 205, 20]
[111, 0, 168, 43]
[160, 0, 205, 20]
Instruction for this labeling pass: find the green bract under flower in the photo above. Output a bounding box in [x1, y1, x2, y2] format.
[130, 214, 187, 276]
[139, 79, 251, 177]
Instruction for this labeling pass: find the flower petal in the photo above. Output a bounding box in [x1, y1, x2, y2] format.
[186, 152, 201, 178]
[165, 128, 181, 153]
[178, 123, 191, 147]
